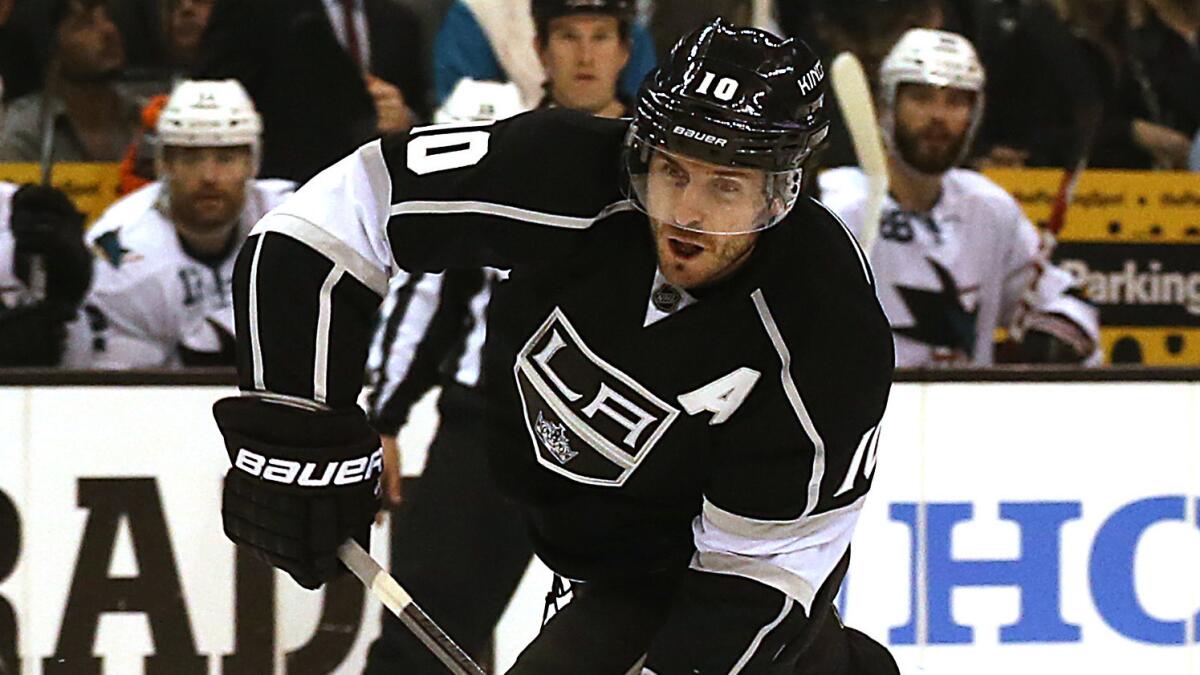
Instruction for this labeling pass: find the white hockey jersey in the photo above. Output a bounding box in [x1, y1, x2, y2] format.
[819, 167, 1099, 367]
[64, 179, 295, 369]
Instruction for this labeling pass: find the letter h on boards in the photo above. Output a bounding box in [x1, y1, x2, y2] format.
[889, 502, 1083, 645]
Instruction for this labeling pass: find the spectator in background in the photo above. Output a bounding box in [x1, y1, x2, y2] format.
[110, 0, 216, 73]
[647, 0, 755, 59]
[433, 0, 655, 109]
[1190, 127, 1200, 169]
[966, 0, 1105, 170]
[63, 80, 294, 369]
[196, 0, 427, 182]
[0, 0, 44, 108]
[363, 4, 639, 672]
[0, 182, 92, 366]
[820, 29, 1100, 367]
[324, 0, 431, 129]
[105, 0, 221, 195]
[1120, 0, 1200, 168]
[794, 0, 944, 169]
[0, 0, 12, 125]
[0, 0, 139, 163]
[1053, 0, 1199, 168]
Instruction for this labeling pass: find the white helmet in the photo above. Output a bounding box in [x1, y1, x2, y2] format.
[878, 29, 985, 166]
[157, 79, 262, 149]
[434, 79, 527, 123]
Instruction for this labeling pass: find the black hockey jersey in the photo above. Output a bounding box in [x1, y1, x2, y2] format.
[234, 109, 893, 672]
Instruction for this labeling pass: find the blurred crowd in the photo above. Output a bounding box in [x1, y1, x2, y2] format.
[0, 0, 1195, 371]
[3, 0, 1198, 175]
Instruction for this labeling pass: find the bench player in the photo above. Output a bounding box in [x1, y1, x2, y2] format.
[65, 80, 293, 368]
[820, 29, 1099, 366]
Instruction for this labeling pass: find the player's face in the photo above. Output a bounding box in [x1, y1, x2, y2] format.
[537, 14, 630, 115]
[645, 151, 764, 289]
[163, 146, 253, 235]
[56, 1, 125, 81]
[892, 83, 976, 174]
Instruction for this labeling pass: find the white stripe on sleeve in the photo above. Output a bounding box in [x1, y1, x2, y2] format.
[730, 597, 795, 674]
[313, 266, 345, 405]
[248, 234, 267, 391]
[390, 198, 635, 230]
[750, 288, 826, 518]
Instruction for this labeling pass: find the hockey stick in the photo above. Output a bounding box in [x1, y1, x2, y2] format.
[28, 59, 63, 303]
[1008, 102, 1102, 343]
[830, 52, 889, 257]
[337, 540, 488, 675]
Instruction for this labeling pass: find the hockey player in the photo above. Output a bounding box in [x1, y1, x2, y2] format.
[365, 3, 639, 671]
[820, 29, 1099, 366]
[215, 19, 899, 674]
[0, 182, 91, 366]
[64, 79, 293, 369]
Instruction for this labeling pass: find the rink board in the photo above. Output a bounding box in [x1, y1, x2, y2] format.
[0, 382, 1196, 674]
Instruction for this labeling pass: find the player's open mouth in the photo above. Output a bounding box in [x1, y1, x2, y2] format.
[668, 238, 704, 260]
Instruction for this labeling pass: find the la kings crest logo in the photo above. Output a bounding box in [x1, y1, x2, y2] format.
[515, 308, 679, 487]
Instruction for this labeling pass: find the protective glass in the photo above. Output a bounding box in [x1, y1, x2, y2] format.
[625, 134, 801, 236]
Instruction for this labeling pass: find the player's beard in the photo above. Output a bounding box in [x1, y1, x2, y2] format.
[894, 120, 968, 175]
[171, 185, 246, 253]
[650, 221, 758, 289]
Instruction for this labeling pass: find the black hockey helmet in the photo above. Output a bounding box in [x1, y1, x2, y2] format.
[532, 0, 636, 28]
[630, 17, 829, 173]
[625, 18, 830, 233]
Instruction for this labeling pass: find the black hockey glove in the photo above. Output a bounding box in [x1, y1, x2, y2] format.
[10, 184, 92, 315]
[0, 304, 69, 366]
[1016, 312, 1094, 364]
[213, 396, 383, 589]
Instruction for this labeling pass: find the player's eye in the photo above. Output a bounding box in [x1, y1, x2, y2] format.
[667, 165, 689, 183]
[712, 178, 743, 198]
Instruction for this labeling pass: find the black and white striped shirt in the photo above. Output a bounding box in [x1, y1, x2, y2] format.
[365, 267, 496, 435]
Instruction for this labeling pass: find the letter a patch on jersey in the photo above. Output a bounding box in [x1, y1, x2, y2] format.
[677, 367, 761, 425]
[515, 308, 679, 487]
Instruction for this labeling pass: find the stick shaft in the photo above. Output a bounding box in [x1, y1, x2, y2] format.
[337, 540, 487, 675]
[830, 52, 889, 257]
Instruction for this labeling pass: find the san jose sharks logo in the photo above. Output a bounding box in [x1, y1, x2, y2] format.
[92, 230, 142, 268]
[894, 257, 979, 356]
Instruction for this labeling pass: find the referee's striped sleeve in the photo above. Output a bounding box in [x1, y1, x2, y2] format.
[366, 272, 441, 434]
[368, 269, 488, 434]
